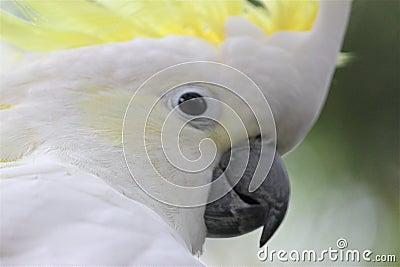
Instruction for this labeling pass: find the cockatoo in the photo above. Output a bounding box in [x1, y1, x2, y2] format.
[0, 0, 351, 265]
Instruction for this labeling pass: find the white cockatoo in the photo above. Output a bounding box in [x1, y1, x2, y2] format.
[0, 0, 351, 265]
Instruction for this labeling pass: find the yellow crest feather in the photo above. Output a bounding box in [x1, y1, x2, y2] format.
[0, 0, 318, 51]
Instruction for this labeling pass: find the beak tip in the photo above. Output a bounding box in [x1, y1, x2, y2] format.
[259, 201, 289, 247]
[259, 225, 274, 248]
[259, 240, 267, 248]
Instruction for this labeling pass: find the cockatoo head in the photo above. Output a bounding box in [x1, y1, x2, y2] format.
[121, 60, 285, 249]
[0, 0, 350, 254]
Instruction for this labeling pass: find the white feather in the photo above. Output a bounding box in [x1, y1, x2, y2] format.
[0, 155, 202, 265]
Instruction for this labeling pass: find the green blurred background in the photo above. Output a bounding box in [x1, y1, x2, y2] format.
[202, 1, 399, 265]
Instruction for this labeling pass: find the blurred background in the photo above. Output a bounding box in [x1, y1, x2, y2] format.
[202, 1, 399, 265]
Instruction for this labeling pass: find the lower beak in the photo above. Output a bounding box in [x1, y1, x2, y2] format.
[204, 136, 290, 247]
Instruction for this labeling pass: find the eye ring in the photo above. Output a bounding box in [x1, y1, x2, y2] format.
[165, 83, 220, 128]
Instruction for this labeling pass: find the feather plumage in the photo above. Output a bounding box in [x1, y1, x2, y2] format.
[0, 0, 318, 51]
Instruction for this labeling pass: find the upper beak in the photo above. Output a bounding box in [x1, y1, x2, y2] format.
[204, 136, 290, 247]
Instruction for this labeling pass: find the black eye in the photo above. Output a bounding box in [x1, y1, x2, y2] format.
[177, 92, 207, 116]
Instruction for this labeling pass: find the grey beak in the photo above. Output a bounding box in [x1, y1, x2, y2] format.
[205, 136, 290, 247]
